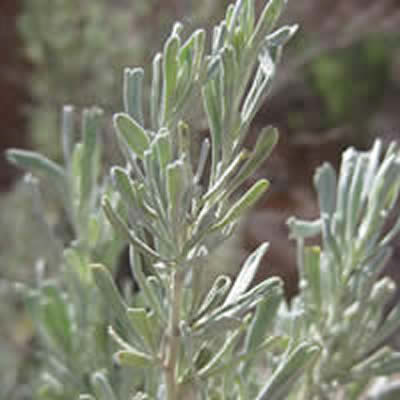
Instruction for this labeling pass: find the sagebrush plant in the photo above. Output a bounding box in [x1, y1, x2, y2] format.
[6, 0, 400, 399]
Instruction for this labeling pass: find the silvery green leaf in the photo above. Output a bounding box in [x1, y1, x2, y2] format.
[123, 67, 144, 125]
[346, 154, 367, 240]
[359, 156, 400, 243]
[230, 126, 278, 192]
[211, 179, 270, 231]
[69, 141, 83, 196]
[193, 29, 206, 75]
[166, 158, 189, 229]
[192, 345, 214, 374]
[336, 147, 357, 231]
[165, 22, 180, 38]
[212, 335, 289, 379]
[132, 393, 150, 400]
[224, 3, 235, 31]
[202, 150, 245, 203]
[87, 214, 101, 248]
[244, 282, 283, 352]
[64, 248, 91, 284]
[220, 45, 237, 125]
[241, 60, 273, 124]
[114, 113, 150, 160]
[369, 154, 398, 211]
[359, 305, 400, 361]
[91, 264, 137, 341]
[313, 162, 337, 218]
[198, 329, 243, 378]
[194, 138, 210, 184]
[369, 277, 395, 306]
[362, 139, 382, 202]
[109, 325, 154, 369]
[79, 395, 96, 400]
[151, 52, 162, 130]
[231, 25, 246, 61]
[126, 308, 156, 352]
[111, 166, 136, 207]
[265, 24, 299, 48]
[39, 374, 64, 397]
[356, 247, 393, 301]
[227, 0, 245, 34]
[321, 213, 342, 270]
[91, 371, 117, 400]
[256, 342, 321, 400]
[129, 246, 166, 324]
[6, 148, 66, 189]
[144, 148, 167, 214]
[161, 33, 180, 124]
[80, 107, 102, 218]
[152, 130, 172, 171]
[193, 275, 232, 321]
[381, 213, 400, 246]
[224, 242, 270, 307]
[115, 350, 154, 368]
[179, 28, 205, 80]
[203, 278, 282, 325]
[250, 0, 288, 47]
[177, 120, 193, 169]
[40, 283, 72, 353]
[303, 246, 322, 311]
[61, 104, 75, 164]
[202, 81, 222, 182]
[102, 196, 160, 260]
[239, 0, 254, 41]
[362, 352, 400, 377]
[178, 30, 196, 68]
[212, 21, 226, 54]
[287, 217, 322, 239]
[367, 381, 400, 400]
[193, 316, 243, 339]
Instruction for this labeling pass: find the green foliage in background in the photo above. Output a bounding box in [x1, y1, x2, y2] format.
[5, 0, 400, 399]
[18, 0, 132, 158]
[309, 36, 395, 127]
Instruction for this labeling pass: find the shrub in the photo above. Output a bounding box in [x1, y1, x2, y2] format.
[6, 0, 400, 399]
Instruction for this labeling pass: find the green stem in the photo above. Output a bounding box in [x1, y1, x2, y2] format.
[164, 269, 184, 400]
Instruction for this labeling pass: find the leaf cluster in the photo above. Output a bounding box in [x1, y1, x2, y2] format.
[6, 1, 400, 399]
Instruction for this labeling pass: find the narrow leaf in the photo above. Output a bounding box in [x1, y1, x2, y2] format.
[256, 342, 321, 400]
[161, 33, 180, 124]
[224, 242, 270, 307]
[151, 52, 162, 129]
[102, 196, 160, 260]
[313, 162, 337, 217]
[115, 350, 154, 368]
[127, 307, 156, 351]
[245, 284, 283, 352]
[91, 264, 133, 337]
[123, 67, 145, 125]
[80, 107, 102, 216]
[231, 126, 278, 191]
[61, 105, 75, 164]
[114, 113, 150, 160]
[265, 24, 299, 47]
[304, 246, 322, 310]
[250, 0, 287, 47]
[211, 179, 269, 231]
[91, 371, 117, 400]
[6, 149, 65, 184]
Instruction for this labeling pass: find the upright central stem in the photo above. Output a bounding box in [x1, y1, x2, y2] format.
[165, 269, 184, 400]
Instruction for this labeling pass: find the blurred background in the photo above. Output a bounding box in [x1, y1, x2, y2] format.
[0, 0, 399, 398]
